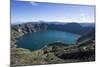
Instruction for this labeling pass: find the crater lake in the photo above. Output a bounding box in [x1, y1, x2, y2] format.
[17, 30, 80, 50]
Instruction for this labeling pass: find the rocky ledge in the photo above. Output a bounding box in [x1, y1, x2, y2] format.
[11, 40, 95, 67]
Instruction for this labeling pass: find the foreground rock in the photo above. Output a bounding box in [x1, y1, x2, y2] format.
[11, 40, 95, 67]
[49, 42, 95, 61]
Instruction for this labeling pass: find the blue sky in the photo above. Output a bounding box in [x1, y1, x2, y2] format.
[11, 0, 95, 24]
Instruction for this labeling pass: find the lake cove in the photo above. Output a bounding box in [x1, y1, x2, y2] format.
[17, 30, 80, 50]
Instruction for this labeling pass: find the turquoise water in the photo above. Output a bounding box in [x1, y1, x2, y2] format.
[17, 30, 80, 50]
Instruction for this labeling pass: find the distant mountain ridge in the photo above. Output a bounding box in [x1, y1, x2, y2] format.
[47, 22, 95, 35]
[11, 22, 95, 35]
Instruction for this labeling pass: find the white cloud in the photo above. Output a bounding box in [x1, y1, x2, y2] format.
[16, 0, 39, 6]
[78, 13, 93, 22]
[80, 13, 88, 21]
[29, 1, 39, 6]
[76, 13, 94, 22]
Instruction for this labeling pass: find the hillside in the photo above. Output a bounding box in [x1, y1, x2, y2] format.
[11, 22, 95, 35]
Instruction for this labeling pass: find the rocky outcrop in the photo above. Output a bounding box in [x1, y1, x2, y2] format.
[11, 22, 48, 34]
[11, 40, 95, 66]
[44, 40, 95, 61]
[12, 23, 37, 34]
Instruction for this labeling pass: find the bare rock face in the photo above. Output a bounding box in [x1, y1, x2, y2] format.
[11, 23, 48, 34]
[11, 23, 37, 33]
[46, 40, 95, 62]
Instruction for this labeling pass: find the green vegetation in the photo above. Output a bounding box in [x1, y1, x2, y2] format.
[11, 40, 95, 66]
